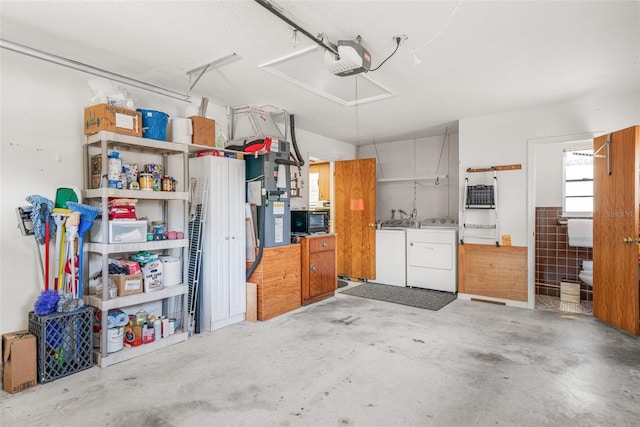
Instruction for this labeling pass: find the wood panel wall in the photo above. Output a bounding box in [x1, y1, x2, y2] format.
[459, 244, 528, 302]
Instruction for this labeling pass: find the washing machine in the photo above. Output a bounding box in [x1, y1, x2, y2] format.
[374, 218, 419, 286]
[406, 218, 459, 293]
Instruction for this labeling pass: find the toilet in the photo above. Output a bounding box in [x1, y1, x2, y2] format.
[579, 260, 593, 286]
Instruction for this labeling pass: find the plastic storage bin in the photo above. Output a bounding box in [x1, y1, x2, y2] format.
[28, 308, 93, 383]
[90, 219, 147, 243]
[137, 109, 169, 141]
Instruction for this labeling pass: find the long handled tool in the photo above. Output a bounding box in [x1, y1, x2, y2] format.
[25, 195, 55, 290]
[42, 204, 51, 290]
[64, 213, 80, 297]
[66, 202, 100, 300]
[52, 210, 68, 291]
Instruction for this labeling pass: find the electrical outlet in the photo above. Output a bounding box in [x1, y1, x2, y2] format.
[392, 34, 408, 46]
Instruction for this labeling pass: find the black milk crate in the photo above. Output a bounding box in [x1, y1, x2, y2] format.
[466, 184, 495, 208]
[28, 307, 93, 383]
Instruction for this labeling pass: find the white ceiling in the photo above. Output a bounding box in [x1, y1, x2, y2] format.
[1, 0, 639, 145]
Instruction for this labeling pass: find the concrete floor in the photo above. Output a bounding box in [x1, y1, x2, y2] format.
[1, 285, 639, 427]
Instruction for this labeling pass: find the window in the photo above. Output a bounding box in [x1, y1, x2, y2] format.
[563, 146, 593, 215]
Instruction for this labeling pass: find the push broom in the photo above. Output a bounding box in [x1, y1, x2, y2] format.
[66, 202, 100, 300]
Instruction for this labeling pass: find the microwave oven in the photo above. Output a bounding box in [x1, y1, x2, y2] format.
[291, 210, 329, 234]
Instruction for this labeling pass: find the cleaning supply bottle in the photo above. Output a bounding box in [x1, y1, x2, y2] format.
[107, 150, 123, 189]
[153, 316, 161, 340]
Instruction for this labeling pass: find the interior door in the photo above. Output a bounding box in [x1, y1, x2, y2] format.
[593, 125, 639, 335]
[334, 158, 376, 279]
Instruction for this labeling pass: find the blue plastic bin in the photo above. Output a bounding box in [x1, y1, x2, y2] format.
[137, 109, 169, 141]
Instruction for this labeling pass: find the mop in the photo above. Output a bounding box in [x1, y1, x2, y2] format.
[66, 202, 100, 300]
[26, 195, 60, 315]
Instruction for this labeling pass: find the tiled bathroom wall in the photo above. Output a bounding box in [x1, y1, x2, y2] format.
[535, 207, 593, 300]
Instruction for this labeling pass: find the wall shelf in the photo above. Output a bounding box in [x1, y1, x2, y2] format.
[94, 331, 188, 368]
[83, 285, 188, 311]
[85, 131, 187, 154]
[82, 130, 189, 367]
[377, 176, 447, 183]
[85, 239, 188, 255]
[83, 188, 188, 201]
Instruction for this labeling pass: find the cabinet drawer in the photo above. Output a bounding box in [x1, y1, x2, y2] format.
[309, 236, 335, 253]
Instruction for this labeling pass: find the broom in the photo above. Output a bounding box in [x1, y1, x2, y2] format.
[66, 202, 100, 300]
[64, 212, 80, 297]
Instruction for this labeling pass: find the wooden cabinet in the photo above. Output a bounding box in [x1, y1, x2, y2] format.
[247, 244, 301, 320]
[309, 162, 330, 201]
[301, 234, 337, 305]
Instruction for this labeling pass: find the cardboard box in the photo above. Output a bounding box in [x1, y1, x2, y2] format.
[2, 331, 37, 394]
[190, 116, 215, 147]
[111, 272, 143, 296]
[84, 104, 142, 137]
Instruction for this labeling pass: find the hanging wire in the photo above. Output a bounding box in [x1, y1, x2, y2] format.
[369, 37, 401, 72]
[355, 77, 360, 145]
[434, 128, 449, 185]
[373, 139, 384, 178]
[412, 139, 418, 214]
[447, 130, 451, 217]
[411, 0, 464, 61]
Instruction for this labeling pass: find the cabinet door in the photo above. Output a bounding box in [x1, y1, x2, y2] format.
[309, 250, 336, 297]
[210, 156, 231, 324]
[228, 158, 246, 317]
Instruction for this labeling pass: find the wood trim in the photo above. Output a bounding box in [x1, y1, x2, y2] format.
[467, 164, 522, 173]
[459, 244, 528, 302]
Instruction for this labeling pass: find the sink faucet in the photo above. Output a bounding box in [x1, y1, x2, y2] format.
[397, 209, 408, 219]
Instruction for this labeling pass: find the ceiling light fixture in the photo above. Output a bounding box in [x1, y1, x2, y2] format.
[0, 38, 191, 102]
[411, 0, 464, 66]
[291, 28, 300, 48]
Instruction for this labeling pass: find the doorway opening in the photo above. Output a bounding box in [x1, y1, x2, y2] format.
[529, 135, 596, 316]
[308, 159, 333, 231]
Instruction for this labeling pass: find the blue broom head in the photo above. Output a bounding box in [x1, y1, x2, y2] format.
[34, 290, 60, 316]
[67, 202, 100, 236]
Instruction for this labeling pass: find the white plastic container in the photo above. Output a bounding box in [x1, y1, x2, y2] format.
[107, 327, 124, 353]
[159, 256, 181, 287]
[94, 326, 124, 353]
[90, 219, 147, 243]
[142, 260, 164, 292]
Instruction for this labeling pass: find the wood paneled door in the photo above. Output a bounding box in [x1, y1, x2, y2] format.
[593, 125, 639, 335]
[334, 158, 376, 280]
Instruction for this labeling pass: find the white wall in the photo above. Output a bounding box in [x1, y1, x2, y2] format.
[535, 143, 565, 206]
[358, 134, 459, 222]
[289, 128, 357, 211]
[0, 50, 355, 334]
[459, 90, 640, 248]
[534, 138, 594, 207]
